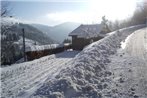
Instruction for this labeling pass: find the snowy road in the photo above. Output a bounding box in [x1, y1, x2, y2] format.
[108, 28, 147, 98]
[125, 28, 147, 60]
[1, 51, 79, 98]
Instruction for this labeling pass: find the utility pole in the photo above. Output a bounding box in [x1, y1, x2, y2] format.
[22, 28, 26, 62]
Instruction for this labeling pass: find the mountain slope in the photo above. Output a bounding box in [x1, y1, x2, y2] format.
[1, 18, 56, 45]
[31, 22, 80, 43]
[1, 17, 57, 65]
[30, 24, 52, 35]
[14, 23, 56, 45]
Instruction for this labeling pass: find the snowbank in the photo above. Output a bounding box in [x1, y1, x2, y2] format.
[1, 51, 79, 98]
[32, 25, 145, 98]
[121, 33, 134, 49]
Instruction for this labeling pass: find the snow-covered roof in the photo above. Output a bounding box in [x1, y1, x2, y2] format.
[26, 44, 61, 52]
[69, 24, 103, 38]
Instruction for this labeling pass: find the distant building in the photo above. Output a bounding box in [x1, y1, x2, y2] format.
[69, 24, 105, 50]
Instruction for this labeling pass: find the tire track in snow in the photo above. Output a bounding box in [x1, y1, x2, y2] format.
[108, 27, 147, 98]
[125, 28, 147, 60]
[1, 51, 79, 98]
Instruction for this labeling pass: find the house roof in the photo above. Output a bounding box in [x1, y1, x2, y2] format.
[69, 24, 103, 39]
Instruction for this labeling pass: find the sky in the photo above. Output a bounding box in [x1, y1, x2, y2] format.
[2, 0, 142, 26]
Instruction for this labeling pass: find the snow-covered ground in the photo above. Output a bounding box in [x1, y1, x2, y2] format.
[1, 25, 146, 98]
[30, 25, 145, 98]
[125, 28, 147, 60]
[108, 28, 147, 98]
[1, 50, 79, 98]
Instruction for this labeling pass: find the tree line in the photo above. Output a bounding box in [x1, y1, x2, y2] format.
[101, 1, 147, 32]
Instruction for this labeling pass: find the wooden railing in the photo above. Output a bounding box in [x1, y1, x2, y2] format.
[26, 44, 72, 61]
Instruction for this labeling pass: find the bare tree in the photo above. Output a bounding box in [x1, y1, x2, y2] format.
[1, 2, 16, 65]
[101, 16, 111, 33]
[1, 2, 11, 17]
[131, 1, 147, 25]
[108, 1, 147, 31]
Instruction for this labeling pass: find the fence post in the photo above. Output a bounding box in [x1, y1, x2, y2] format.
[22, 28, 26, 62]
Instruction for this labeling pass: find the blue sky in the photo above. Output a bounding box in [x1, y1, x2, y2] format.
[9, 1, 88, 19]
[2, 0, 141, 26]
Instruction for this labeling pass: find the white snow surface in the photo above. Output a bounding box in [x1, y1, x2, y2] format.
[1, 24, 146, 98]
[69, 24, 103, 38]
[30, 25, 146, 98]
[121, 33, 134, 49]
[1, 17, 30, 25]
[1, 17, 21, 26]
[1, 51, 79, 98]
[108, 27, 147, 98]
[13, 37, 40, 49]
[25, 44, 60, 52]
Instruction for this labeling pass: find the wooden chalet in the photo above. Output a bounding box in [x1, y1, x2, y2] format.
[69, 24, 105, 50]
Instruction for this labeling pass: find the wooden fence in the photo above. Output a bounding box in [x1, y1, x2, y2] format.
[26, 44, 72, 61]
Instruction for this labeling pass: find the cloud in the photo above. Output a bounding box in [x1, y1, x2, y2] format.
[40, 0, 137, 25]
[9, 0, 137, 26]
[45, 11, 102, 25]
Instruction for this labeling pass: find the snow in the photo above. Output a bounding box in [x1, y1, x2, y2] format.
[124, 28, 147, 60]
[1, 17, 21, 26]
[1, 17, 31, 26]
[107, 27, 147, 97]
[13, 37, 40, 49]
[144, 27, 147, 54]
[64, 43, 71, 46]
[30, 25, 145, 98]
[25, 42, 71, 52]
[25, 44, 60, 52]
[121, 33, 134, 49]
[1, 24, 146, 98]
[1, 51, 79, 98]
[69, 24, 103, 38]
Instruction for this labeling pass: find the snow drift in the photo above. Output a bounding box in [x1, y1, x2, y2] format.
[1, 51, 79, 98]
[32, 25, 146, 98]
